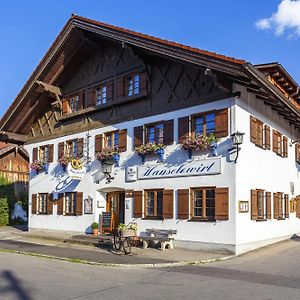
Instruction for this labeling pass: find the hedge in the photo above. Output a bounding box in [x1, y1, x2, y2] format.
[0, 197, 9, 225]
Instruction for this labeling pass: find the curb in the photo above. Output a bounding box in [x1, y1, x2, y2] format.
[0, 248, 234, 269]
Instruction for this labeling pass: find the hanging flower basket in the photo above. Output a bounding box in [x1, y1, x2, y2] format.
[135, 143, 165, 163]
[30, 160, 45, 174]
[57, 156, 70, 171]
[181, 134, 219, 158]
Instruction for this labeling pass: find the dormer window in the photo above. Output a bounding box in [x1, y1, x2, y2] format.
[96, 86, 107, 105]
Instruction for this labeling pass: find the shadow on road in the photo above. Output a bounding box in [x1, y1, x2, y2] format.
[0, 270, 32, 300]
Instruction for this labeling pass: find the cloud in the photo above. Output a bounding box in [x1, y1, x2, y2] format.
[255, 0, 300, 37]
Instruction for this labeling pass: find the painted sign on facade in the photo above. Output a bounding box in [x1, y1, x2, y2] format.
[67, 158, 87, 180]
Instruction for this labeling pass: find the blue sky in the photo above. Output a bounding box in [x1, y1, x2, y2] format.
[0, 0, 299, 118]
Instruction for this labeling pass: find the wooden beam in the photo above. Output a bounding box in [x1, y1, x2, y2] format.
[0, 131, 27, 143]
[44, 112, 53, 134]
[36, 80, 62, 96]
[37, 118, 45, 136]
[31, 127, 36, 138]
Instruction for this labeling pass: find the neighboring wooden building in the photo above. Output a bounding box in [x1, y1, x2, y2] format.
[1, 15, 300, 254]
[0, 142, 29, 200]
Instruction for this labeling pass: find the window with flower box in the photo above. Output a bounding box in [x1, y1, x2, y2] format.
[192, 113, 215, 137]
[146, 123, 164, 144]
[95, 130, 127, 154]
[105, 131, 119, 149]
[57, 138, 84, 160]
[32, 144, 54, 163]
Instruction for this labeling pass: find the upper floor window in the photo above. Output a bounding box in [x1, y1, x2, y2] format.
[192, 188, 215, 220]
[32, 144, 54, 163]
[272, 130, 288, 157]
[66, 140, 78, 157]
[250, 116, 270, 149]
[105, 131, 119, 149]
[69, 95, 79, 113]
[39, 145, 48, 162]
[127, 74, 140, 97]
[193, 113, 215, 137]
[296, 143, 300, 164]
[96, 86, 107, 105]
[146, 123, 164, 144]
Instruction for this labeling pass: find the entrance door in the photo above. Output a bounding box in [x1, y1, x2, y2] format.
[106, 192, 125, 232]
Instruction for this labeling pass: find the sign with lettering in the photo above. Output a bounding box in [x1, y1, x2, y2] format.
[68, 158, 87, 180]
[137, 157, 221, 180]
[125, 166, 138, 182]
[101, 212, 113, 232]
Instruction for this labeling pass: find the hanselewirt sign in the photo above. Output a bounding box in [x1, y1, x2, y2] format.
[126, 157, 222, 182]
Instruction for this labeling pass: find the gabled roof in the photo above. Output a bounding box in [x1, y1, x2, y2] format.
[0, 142, 28, 158]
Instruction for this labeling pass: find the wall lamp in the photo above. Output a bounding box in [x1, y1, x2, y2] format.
[228, 131, 245, 163]
[101, 160, 114, 183]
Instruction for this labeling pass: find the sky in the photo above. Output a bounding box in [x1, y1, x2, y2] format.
[0, 0, 299, 118]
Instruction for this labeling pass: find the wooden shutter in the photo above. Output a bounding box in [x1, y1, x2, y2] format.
[95, 134, 103, 154]
[296, 197, 300, 218]
[58, 142, 65, 159]
[283, 136, 288, 157]
[77, 138, 84, 157]
[57, 193, 64, 215]
[178, 189, 189, 219]
[285, 194, 289, 218]
[215, 187, 229, 220]
[296, 144, 300, 163]
[214, 109, 228, 138]
[163, 120, 174, 145]
[47, 194, 53, 215]
[32, 148, 38, 162]
[62, 99, 69, 114]
[106, 81, 113, 102]
[87, 89, 95, 107]
[116, 77, 124, 99]
[139, 72, 148, 96]
[273, 130, 278, 153]
[118, 129, 127, 152]
[48, 144, 54, 163]
[250, 190, 258, 220]
[273, 192, 279, 219]
[133, 191, 143, 218]
[134, 126, 144, 148]
[78, 93, 83, 110]
[31, 194, 37, 214]
[76, 192, 83, 215]
[163, 190, 173, 219]
[264, 125, 270, 150]
[266, 192, 271, 219]
[250, 116, 257, 144]
[178, 116, 190, 144]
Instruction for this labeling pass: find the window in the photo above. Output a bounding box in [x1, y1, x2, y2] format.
[127, 74, 140, 97]
[66, 140, 78, 157]
[193, 113, 215, 137]
[257, 190, 265, 219]
[65, 193, 76, 215]
[146, 123, 164, 144]
[191, 188, 215, 220]
[38, 193, 48, 214]
[39, 145, 48, 162]
[273, 192, 289, 219]
[273, 130, 288, 157]
[96, 86, 107, 105]
[105, 131, 119, 149]
[69, 95, 79, 113]
[250, 116, 270, 149]
[145, 190, 163, 218]
[251, 189, 271, 221]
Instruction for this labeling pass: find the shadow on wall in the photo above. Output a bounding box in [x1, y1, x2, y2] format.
[0, 270, 33, 300]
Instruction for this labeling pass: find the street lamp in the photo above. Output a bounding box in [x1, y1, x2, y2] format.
[101, 160, 114, 182]
[229, 131, 244, 163]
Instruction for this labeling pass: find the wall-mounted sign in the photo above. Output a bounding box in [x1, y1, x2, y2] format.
[68, 158, 87, 180]
[125, 166, 138, 182]
[133, 157, 222, 181]
[239, 201, 249, 213]
[84, 196, 93, 214]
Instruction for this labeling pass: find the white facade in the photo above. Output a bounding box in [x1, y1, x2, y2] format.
[26, 94, 300, 254]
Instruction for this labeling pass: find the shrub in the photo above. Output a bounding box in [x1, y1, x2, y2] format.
[0, 198, 9, 226]
[91, 222, 98, 230]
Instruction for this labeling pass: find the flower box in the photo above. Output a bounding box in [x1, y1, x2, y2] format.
[135, 143, 165, 163]
[119, 229, 136, 237]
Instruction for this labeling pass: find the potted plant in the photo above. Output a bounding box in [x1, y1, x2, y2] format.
[30, 160, 45, 175]
[135, 143, 165, 163]
[117, 223, 137, 237]
[57, 156, 70, 171]
[181, 134, 219, 159]
[96, 146, 120, 166]
[91, 222, 98, 235]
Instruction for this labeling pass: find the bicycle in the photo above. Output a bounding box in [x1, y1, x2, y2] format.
[113, 221, 137, 255]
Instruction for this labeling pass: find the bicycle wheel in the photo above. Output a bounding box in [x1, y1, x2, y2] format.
[122, 237, 132, 255]
[113, 233, 122, 251]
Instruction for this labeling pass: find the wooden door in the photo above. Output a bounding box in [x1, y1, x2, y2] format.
[106, 192, 120, 232]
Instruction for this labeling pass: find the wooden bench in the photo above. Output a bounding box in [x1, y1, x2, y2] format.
[139, 229, 177, 251]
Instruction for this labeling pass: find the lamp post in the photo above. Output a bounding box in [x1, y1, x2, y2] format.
[229, 131, 244, 163]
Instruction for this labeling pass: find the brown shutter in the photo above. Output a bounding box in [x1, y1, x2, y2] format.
[47, 194, 53, 215]
[87, 89, 95, 107]
[58, 142, 65, 159]
[163, 120, 174, 145]
[139, 72, 148, 96]
[296, 197, 300, 218]
[133, 191, 143, 218]
[106, 81, 113, 102]
[250, 116, 257, 144]
[32, 148, 38, 162]
[178, 116, 190, 144]
[273, 130, 278, 153]
[62, 99, 69, 114]
[48, 144, 54, 163]
[78, 93, 83, 110]
[215, 187, 229, 220]
[118, 129, 127, 152]
[296, 144, 300, 163]
[77, 138, 84, 157]
[266, 192, 271, 219]
[163, 190, 173, 219]
[116, 77, 124, 99]
[134, 126, 144, 148]
[57, 193, 64, 215]
[283, 136, 288, 157]
[178, 189, 189, 219]
[214, 109, 228, 138]
[285, 194, 289, 218]
[273, 192, 279, 219]
[31, 194, 37, 214]
[95, 134, 103, 154]
[251, 190, 258, 220]
[264, 125, 270, 150]
[76, 192, 83, 216]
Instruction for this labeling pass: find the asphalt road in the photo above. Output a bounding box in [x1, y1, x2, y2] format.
[1, 238, 300, 300]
